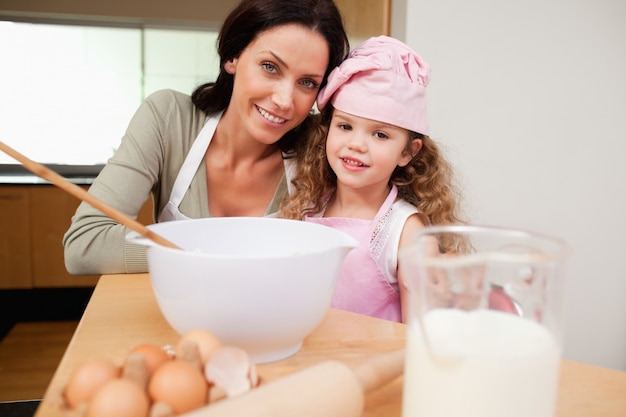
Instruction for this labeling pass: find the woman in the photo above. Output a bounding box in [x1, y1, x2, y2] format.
[63, 0, 349, 275]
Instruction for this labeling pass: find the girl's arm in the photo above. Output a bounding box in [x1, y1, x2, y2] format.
[397, 213, 425, 323]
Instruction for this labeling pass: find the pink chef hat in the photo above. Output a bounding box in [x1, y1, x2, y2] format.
[317, 36, 431, 136]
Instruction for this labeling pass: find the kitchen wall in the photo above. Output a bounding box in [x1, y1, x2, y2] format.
[392, 0, 626, 371]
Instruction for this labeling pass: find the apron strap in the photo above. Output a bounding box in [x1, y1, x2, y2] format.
[168, 111, 222, 206]
[373, 185, 398, 221]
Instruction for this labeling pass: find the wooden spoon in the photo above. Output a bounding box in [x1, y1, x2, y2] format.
[0, 141, 182, 250]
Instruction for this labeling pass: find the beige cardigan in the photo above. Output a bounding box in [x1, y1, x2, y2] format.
[63, 89, 287, 275]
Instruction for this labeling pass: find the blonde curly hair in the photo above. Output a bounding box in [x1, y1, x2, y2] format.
[280, 106, 466, 250]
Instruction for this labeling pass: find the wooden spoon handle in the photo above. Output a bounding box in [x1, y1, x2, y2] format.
[0, 141, 181, 250]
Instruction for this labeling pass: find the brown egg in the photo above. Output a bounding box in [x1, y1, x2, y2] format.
[63, 357, 120, 409]
[86, 378, 150, 417]
[176, 329, 222, 365]
[130, 343, 172, 374]
[149, 360, 208, 414]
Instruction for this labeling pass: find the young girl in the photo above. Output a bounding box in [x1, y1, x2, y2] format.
[280, 36, 464, 323]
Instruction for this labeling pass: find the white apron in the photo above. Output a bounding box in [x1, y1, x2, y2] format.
[158, 112, 221, 222]
[158, 111, 296, 222]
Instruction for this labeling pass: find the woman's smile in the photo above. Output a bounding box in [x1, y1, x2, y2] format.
[256, 105, 287, 125]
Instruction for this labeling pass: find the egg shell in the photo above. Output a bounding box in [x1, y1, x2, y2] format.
[86, 378, 150, 417]
[63, 358, 120, 409]
[204, 346, 254, 398]
[149, 360, 209, 414]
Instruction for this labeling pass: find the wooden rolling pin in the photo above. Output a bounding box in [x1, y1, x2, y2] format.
[182, 348, 405, 417]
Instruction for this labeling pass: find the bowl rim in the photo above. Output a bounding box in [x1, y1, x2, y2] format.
[128, 216, 359, 258]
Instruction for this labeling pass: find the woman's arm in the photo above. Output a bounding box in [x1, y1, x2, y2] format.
[62, 90, 183, 275]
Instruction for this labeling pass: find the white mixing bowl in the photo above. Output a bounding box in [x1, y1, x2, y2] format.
[126, 217, 358, 363]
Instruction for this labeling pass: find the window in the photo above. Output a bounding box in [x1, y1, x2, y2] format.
[0, 21, 219, 166]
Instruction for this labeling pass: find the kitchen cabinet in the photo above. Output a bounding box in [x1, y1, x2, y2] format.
[0, 184, 154, 289]
[336, 0, 391, 43]
[0, 186, 31, 289]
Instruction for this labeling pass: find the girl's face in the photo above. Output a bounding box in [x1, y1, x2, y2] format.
[326, 109, 420, 192]
[223, 24, 329, 145]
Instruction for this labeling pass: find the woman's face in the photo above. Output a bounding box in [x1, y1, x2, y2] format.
[223, 24, 329, 145]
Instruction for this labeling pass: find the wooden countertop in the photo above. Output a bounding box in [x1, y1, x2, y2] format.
[35, 274, 626, 417]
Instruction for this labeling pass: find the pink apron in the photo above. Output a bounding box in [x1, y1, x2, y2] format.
[306, 187, 402, 322]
